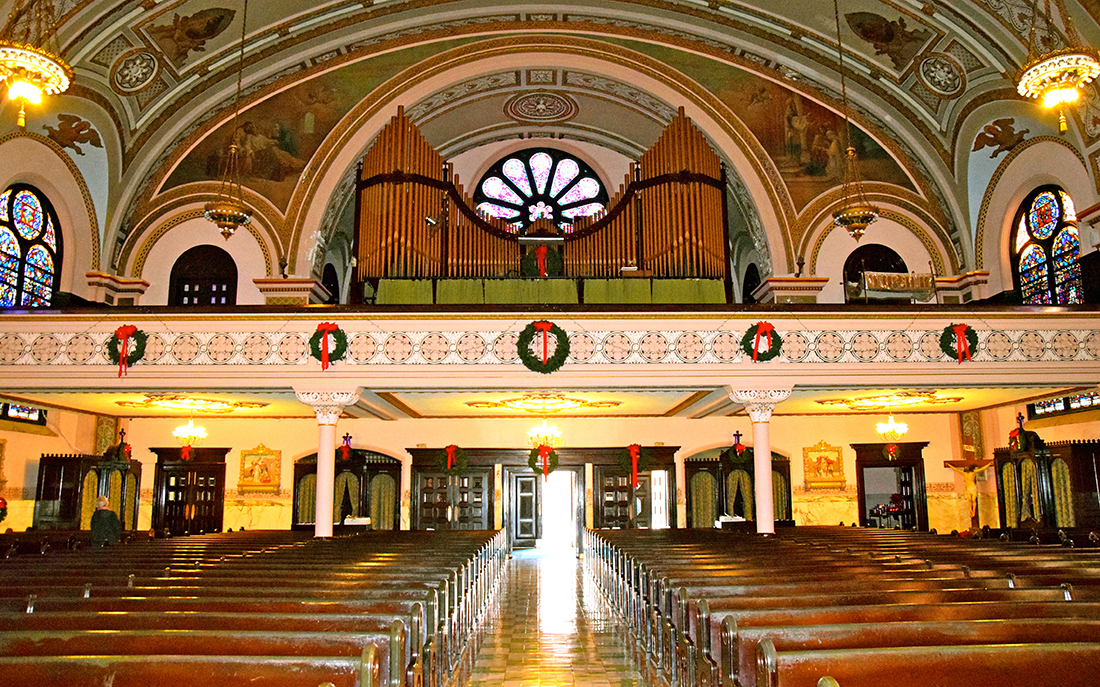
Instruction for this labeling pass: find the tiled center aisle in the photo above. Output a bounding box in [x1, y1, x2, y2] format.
[461, 547, 646, 686]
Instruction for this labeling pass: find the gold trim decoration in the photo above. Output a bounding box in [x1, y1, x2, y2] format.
[803, 439, 845, 490]
[816, 390, 962, 411]
[239, 443, 280, 494]
[116, 394, 268, 413]
[466, 393, 620, 413]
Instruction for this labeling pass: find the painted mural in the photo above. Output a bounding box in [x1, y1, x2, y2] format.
[635, 42, 915, 211]
[165, 35, 915, 215]
[163, 40, 476, 211]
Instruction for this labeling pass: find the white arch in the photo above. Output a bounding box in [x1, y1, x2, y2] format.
[0, 135, 98, 295]
[288, 42, 789, 276]
[977, 139, 1092, 295]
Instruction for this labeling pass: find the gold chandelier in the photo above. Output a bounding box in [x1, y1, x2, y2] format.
[172, 418, 208, 447]
[875, 415, 909, 442]
[528, 419, 563, 448]
[204, 0, 251, 239]
[0, 1, 72, 128]
[830, 0, 879, 241]
[1016, 0, 1100, 134]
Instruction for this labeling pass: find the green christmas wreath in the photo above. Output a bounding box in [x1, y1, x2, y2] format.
[940, 323, 978, 362]
[518, 320, 569, 374]
[520, 246, 564, 278]
[0, 496, 7, 524]
[437, 444, 469, 475]
[617, 444, 653, 474]
[310, 323, 348, 368]
[106, 327, 147, 368]
[528, 445, 560, 476]
[741, 321, 782, 362]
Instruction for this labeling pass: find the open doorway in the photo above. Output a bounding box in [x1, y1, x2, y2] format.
[539, 469, 577, 552]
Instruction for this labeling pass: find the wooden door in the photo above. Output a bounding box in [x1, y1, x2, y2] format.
[416, 470, 491, 530]
[151, 448, 227, 536]
[511, 473, 540, 548]
[594, 467, 651, 529]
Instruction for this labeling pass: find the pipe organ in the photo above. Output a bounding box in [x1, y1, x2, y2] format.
[354, 106, 728, 292]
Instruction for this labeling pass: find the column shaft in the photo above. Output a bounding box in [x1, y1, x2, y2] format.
[751, 419, 774, 535]
[316, 422, 338, 537]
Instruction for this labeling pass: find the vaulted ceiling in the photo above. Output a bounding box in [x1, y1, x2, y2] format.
[19, 0, 1097, 274]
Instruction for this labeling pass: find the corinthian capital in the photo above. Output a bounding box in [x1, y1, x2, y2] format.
[727, 388, 792, 423]
[295, 389, 359, 425]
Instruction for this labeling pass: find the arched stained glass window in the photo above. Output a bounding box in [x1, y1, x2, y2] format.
[1012, 186, 1082, 305]
[473, 148, 609, 233]
[0, 184, 62, 308]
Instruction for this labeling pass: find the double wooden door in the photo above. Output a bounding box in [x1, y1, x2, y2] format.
[594, 467, 652, 529]
[416, 469, 491, 530]
[151, 447, 227, 536]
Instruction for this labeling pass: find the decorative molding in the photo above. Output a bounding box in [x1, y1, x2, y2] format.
[295, 390, 359, 425]
[728, 388, 792, 422]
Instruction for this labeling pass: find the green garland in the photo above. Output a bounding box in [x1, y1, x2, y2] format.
[106, 329, 147, 367]
[741, 322, 782, 362]
[436, 445, 469, 475]
[310, 325, 348, 366]
[520, 247, 564, 277]
[517, 320, 569, 374]
[940, 323, 978, 362]
[528, 445, 560, 476]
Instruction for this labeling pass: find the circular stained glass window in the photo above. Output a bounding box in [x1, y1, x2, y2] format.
[1028, 190, 1059, 239]
[473, 148, 609, 233]
[12, 191, 44, 241]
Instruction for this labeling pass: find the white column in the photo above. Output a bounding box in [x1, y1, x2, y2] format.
[674, 451, 687, 528]
[400, 454, 413, 530]
[296, 390, 358, 538]
[729, 388, 792, 535]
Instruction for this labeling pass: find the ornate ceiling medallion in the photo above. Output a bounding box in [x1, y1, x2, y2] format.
[505, 91, 578, 123]
[116, 394, 268, 413]
[467, 393, 619, 414]
[816, 390, 962, 411]
[110, 49, 160, 94]
[917, 53, 964, 98]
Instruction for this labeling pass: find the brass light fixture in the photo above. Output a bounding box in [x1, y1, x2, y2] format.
[876, 415, 909, 442]
[528, 419, 563, 448]
[830, 0, 879, 241]
[204, 0, 252, 239]
[0, 0, 72, 128]
[172, 417, 208, 448]
[1016, 0, 1100, 134]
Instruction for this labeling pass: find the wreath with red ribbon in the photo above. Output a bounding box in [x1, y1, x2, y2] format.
[528, 444, 560, 478]
[518, 320, 570, 374]
[310, 322, 348, 370]
[617, 444, 652, 489]
[741, 321, 782, 362]
[939, 323, 978, 363]
[520, 245, 564, 278]
[0, 496, 7, 524]
[106, 325, 147, 377]
[437, 444, 469, 475]
[723, 443, 749, 463]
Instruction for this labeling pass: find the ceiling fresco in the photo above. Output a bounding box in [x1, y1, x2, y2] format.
[161, 33, 916, 215]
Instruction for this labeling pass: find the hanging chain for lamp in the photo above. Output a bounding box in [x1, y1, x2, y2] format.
[204, 0, 253, 238]
[830, 0, 879, 241]
[0, 0, 72, 127]
[1017, 0, 1100, 134]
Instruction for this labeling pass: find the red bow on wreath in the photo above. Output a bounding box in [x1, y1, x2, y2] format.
[115, 325, 137, 377]
[445, 444, 458, 470]
[316, 322, 339, 371]
[752, 321, 775, 362]
[538, 444, 552, 479]
[181, 445, 192, 460]
[535, 245, 549, 280]
[628, 443, 641, 489]
[339, 433, 352, 461]
[951, 323, 972, 364]
[533, 321, 553, 365]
